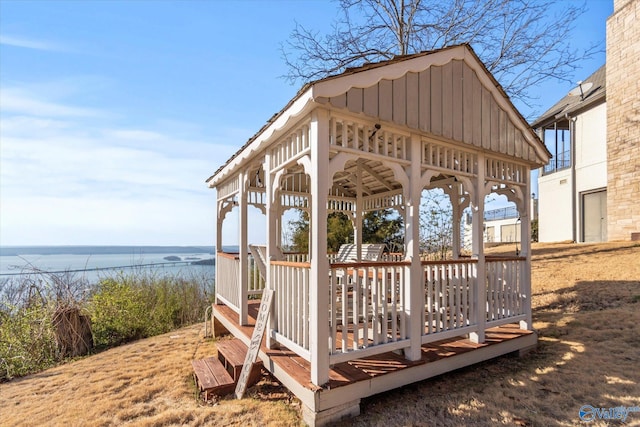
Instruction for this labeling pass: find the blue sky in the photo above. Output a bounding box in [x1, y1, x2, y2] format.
[0, 0, 611, 246]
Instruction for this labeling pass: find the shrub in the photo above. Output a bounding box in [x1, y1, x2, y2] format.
[89, 271, 212, 348]
[89, 278, 149, 348]
[0, 269, 213, 380]
[0, 301, 57, 381]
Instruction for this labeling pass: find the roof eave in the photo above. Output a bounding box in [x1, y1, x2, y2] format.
[206, 88, 316, 188]
[563, 91, 606, 118]
[531, 91, 606, 129]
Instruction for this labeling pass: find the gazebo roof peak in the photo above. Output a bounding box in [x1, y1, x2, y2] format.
[207, 44, 549, 188]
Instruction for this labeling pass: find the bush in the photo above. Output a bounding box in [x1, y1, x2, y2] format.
[531, 219, 539, 242]
[1, 269, 214, 380]
[0, 301, 57, 380]
[89, 271, 212, 348]
[89, 278, 148, 348]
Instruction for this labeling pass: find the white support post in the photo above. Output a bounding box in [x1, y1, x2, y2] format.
[404, 133, 423, 361]
[520, 178, 532, 331]
[215, 199, 223, 305]
[451, 184, 461, 259]
[238, 173, 249, 325]
[265, 153, 277, 348]
[355, 162, 363, 261]
[309, 109, 330, 386]
[470, 153, 486, 344]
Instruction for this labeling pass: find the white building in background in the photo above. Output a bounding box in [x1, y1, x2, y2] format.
[462, 199, 538, 251]
[533, 0, 640, 244]
[484, 206, 522, 243]
[532, 65, 608, 243]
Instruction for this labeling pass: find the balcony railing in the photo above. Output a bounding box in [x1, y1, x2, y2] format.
[543, 150, 571, 174]
[484, 206, 519, 221]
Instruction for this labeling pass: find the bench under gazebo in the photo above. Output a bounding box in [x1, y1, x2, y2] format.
[205, 43, 550, 426]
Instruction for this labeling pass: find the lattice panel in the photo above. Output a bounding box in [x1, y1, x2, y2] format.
[271, 122, 311, 169]
[363, 190, 404, 212]
[486, 158, 526, 185]
[281, 192, 309, 210]
[421, 141, 477, 175]
[217, 176, 239, 199]
[280, 173, 310, 194]
[247, 188, 266, 207]
[330, 117, 410, 161]
[327, 197, 355, 213]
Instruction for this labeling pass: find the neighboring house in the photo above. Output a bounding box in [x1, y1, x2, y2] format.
[462, 199, 538, 249]
[533, 0, 639, 243]
[483, 206, 521, 243]
[532, 65, 607, 242]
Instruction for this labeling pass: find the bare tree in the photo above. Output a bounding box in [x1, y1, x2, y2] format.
[281, 0, 600, 110]
[419, 189, 454, 260]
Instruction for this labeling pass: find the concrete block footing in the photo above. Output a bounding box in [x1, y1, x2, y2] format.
[302, 399, 361, 427]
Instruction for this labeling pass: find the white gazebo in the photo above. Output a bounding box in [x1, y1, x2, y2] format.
[207, 44, 550, 426]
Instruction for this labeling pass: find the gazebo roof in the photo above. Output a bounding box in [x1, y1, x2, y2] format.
[207, 44, 550, 188]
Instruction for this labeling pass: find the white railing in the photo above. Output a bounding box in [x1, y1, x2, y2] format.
[219, 253, 529, 365]
[216, 252, 240, 311]
[271, 261, 311, 360]
[363, 190, 404, 212]
[485, 257, 526, 326]
[216, 176, 239, 200]
[271, 122, 311, 169]
[421, 140, 478, 176]
[381, 252, 404, 262]
[422, 260, 478, 343]
[329, 116, 411, 162]
[215, 251, 267, 307]
[247, 253, 265, 296]
[485, 158, 526, 185]
[283, 252, 309, 263]
[328, 261, 410, 364]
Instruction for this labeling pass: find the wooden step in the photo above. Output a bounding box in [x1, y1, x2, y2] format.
[191, 357, 235, 400]
[216, 338, 263, 386]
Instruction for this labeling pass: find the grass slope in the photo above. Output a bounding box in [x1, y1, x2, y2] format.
[1, 242, 639, 426]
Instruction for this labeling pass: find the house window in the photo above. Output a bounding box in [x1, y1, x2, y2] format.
[541, 120, 571, 175]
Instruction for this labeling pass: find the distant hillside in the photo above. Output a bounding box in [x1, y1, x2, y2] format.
[0, 246, 215, 256]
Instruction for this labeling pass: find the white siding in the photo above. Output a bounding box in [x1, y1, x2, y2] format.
[327, 60, 539, 164]
[575, 103, 607, 193]
[485, 218, 522, 243]
[537, 102, 607, 243]
[575, 102, 607, 242]
[538, 169, 573, 242]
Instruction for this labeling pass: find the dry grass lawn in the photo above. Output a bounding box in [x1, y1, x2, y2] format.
[1, 242, 639, 426]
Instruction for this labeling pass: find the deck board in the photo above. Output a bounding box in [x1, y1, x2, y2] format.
[213, 301, 532, 393]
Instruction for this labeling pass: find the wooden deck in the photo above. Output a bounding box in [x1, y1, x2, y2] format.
[213, 300, 534, 393]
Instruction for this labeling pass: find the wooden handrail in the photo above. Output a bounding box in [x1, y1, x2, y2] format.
[330, 261, 411, 268]
[217, 251, 240, 260]
[270, 260, 311, 268]
[485, 256, 526, 262]
[421, 259, 478, 266]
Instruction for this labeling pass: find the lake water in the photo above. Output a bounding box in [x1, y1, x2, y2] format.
[0, 246, 218, 285]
